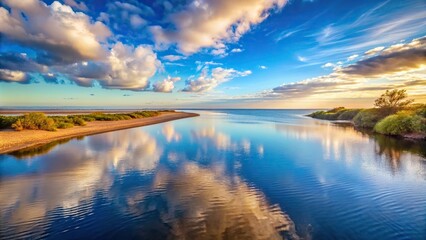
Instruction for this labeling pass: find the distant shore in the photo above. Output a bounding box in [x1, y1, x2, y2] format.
[0, 111, 199, 154]
[0, 109, 173, 115]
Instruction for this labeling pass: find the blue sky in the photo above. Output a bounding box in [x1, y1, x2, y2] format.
[0, 0, 425, 108]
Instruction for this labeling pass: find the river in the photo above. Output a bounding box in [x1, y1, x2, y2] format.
[1, 110, 425, 239]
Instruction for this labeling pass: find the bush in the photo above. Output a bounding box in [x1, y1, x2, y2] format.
[308, 107, 359, 121]
[0, 115, 18, 129]
[374, 112, 426, 135]
[71, 117, 86, 126]
[56, 122, 74, 129]
[353, 109, 389, 128]
[337, 109, 361, 120]
[415, 105, 426, 117]
[11, 113, 56, 131]
[11, 119, 23, 131]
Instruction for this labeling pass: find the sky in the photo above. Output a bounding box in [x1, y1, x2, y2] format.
[0, 0, 425, 109]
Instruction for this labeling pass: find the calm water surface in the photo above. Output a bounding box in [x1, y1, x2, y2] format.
[1, 110, 425, 239]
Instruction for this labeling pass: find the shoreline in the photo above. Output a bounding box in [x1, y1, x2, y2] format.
[0, 111, 199, 154]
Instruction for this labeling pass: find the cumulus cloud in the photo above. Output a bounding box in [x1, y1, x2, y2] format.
[101, 43, 162, 90]
[0, 0, 165, 91]
[0, 0, 111, 64]
[150, 0, 286, 55]
[153, 76, 181, 92]
[182, 67, 251, 92]
[231, 48, 243, 53]
[0, 53, 47, 73]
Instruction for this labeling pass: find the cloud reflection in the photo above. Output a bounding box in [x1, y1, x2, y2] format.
[0, 129, 162, 231]
[122, 162, 299, 239]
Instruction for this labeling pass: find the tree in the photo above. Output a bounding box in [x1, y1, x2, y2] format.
[374, 89, 414, 110]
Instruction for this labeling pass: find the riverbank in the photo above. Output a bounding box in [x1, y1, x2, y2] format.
[0, 111, 199, 154]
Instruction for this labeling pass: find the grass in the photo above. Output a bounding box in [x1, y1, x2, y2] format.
[0, 111, 163, 131]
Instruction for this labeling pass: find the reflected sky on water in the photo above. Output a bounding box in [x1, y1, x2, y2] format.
[1, 110, 425, 239]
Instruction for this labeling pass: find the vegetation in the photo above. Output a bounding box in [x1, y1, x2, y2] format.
[307, 107, 361, 121]
[11, 113, 57, 131]
[308, 89, 426, 139]
[0, 111, 162, 131]
[353, 108, 389, 128]
[374, 110, 426, 136]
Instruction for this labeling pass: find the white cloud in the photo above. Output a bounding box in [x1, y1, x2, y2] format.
[195, 61, 222, 71]
[211, 48, 227, 56]
[322, 63, 335, 68]
[231, 48, 243, 53]
[153, 76, 181, 92]
[364, 46, 385, 55]
[182, 67, 251, 92]
[162, 55, 185, 61]
[129, 14, 146, 28]
[65, 43, 163, 90]
[150, 0, 287, 55]
[347, 54, 359, 61]
[0, 0, 111, 63]
[297, 56, 308, 62]
[259, 65, 267, 69]
[101, 43, 162, 90]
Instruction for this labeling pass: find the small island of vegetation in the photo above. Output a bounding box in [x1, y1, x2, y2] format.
[308, 89, 426, 140]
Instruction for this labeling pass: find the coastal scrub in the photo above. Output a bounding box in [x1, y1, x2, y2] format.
[0, 111, 163, 131]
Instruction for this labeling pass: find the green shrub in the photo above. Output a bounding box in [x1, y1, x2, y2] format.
[71, 117, 86, 126]
[11, 119, 23, 131]
[0, 115, 19, 129]
[415, 105, 426, 117]
[308, 107, 354, 120]
[337, 109, 361, 120]
[40, 118, 56, 131]
[353, 108, 389, 128]
[56, 122, 74, 129]
[11, 113, 56, 131]
[374, 112, 426, 135]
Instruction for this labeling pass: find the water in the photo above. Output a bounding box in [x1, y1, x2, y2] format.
[1, 110, 425, 240]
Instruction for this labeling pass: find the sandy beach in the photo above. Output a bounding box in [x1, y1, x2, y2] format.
[0, 111, 198, 154]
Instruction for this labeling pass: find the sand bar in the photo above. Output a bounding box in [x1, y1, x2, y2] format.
[0, 111, 199, 154]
